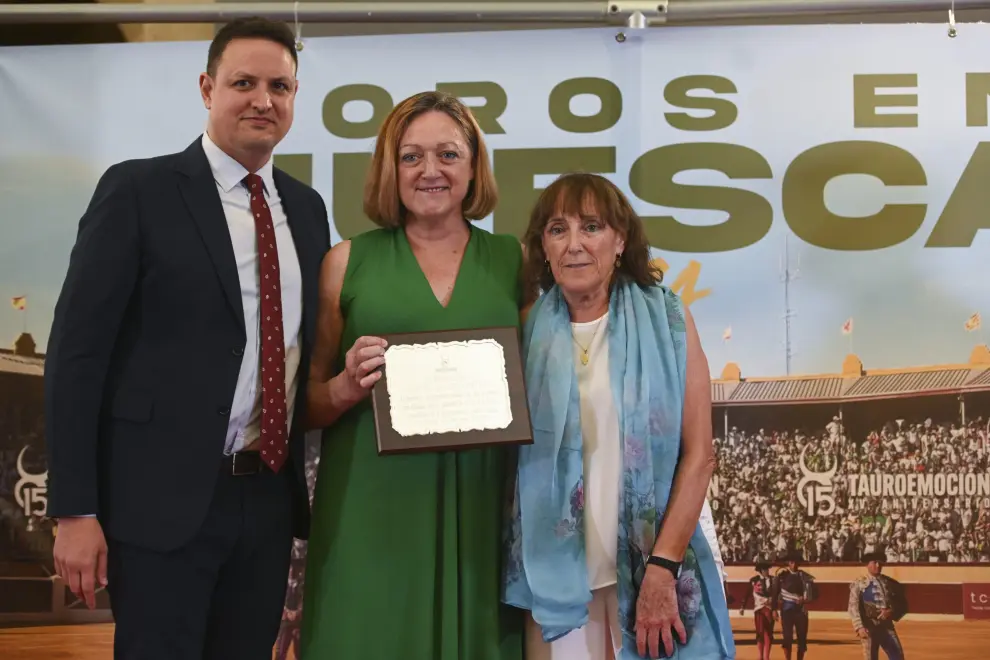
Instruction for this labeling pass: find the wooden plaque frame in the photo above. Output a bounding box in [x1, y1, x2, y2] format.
[370, 326, 533, 456]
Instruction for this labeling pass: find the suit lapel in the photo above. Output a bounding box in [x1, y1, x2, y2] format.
[175, 139, 246, 335]
[274, 169, 318, 361]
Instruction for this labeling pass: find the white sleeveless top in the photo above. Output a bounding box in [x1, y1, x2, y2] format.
[572, 312, 621, 589]
[572, 312, 725, 590]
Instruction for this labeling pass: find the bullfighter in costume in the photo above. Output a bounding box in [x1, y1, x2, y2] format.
[775, 551, 816, 660]
[739, 559, 777, 660]
[848, 551, 908, 660]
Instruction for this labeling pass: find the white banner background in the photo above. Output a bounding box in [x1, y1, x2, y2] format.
[1, 23, 988, 378]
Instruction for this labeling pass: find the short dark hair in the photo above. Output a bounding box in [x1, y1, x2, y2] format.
[206, 17, 298, 78]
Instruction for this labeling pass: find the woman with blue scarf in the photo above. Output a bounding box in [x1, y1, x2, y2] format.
[503, 173, 735, 660]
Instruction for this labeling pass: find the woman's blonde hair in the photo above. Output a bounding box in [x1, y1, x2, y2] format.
[363, 91, 498, 227]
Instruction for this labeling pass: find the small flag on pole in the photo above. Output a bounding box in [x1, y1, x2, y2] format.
[10, 296, 26, 311]
[965, 312, 981, 332]
[841, 318, 853, 335]
[722, 326, 732, 342]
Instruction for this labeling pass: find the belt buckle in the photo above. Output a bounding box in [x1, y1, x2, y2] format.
[231, 452, 260, 476]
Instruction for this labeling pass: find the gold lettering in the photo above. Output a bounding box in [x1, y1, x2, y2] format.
[548, 77, 622, 134]
[664, 75, 738, 131]
[273, 154, 312, 187]
[323, 84, 393, 139]
[966, 73, 990, 127]
[435, 81, 508, 134]
[492, 147, 616, 238]
[332, 152, 376, 240]
[853, 74, 918, 128]
[629, 143, 773, 252]
[651, 257, 712, 306]
[783, 141, 926, 250]
[926, 142, 990, 247]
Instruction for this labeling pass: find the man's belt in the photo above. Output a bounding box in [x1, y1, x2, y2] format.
[222, 451, 263, 476]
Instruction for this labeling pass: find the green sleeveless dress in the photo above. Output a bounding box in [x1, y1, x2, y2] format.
[299, 224, 525, 660]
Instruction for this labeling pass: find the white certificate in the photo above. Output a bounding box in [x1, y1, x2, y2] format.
[383, 338, 514, 437]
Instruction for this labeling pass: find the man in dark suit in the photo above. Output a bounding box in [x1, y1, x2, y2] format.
[43, 17, 330, 660]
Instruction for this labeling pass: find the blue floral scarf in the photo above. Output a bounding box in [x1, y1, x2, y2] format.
[502, 281, 735, 659]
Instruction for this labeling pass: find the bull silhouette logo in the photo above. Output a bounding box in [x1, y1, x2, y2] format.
[14, 446, 48, 519]
[796, 445, 837, 516]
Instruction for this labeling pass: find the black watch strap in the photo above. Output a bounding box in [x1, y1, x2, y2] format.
[647, 555, 681, 578]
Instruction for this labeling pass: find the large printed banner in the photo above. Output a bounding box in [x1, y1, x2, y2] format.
[2, 22, 990, 625]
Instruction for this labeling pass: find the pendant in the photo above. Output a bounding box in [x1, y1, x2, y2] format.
[580, 352, 589, 366]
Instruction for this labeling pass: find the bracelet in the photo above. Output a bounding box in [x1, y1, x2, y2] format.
[647, 555, 682, 579]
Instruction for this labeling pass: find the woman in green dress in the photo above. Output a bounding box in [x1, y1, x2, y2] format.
[299, 90, 525, 659]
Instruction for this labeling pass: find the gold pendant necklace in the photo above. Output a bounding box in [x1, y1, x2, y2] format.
[572, 317, 604, 366]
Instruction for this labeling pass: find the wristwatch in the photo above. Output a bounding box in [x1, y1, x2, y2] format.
[647, 555, 682, 579]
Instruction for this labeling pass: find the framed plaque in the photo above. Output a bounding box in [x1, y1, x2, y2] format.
[370, 326, 533, 456]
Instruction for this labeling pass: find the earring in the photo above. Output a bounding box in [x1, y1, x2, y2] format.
[615, 253, 622, 268]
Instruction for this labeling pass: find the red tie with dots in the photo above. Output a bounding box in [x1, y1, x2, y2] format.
[245, 173, 288, 473]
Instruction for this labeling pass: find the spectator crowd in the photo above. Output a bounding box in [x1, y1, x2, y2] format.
[710, 415, 990, 564]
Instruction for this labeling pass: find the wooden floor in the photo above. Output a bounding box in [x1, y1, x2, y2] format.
[2, 618, 988, 659]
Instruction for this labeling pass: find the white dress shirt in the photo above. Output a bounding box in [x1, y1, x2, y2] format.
[201, 132, 303, 455]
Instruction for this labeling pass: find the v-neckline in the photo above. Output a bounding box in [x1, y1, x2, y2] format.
[400, 223, 475, 311]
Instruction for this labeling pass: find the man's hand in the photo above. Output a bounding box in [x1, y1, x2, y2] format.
[53, 517, 108, 609]
[878, 608, 893, 621]
[857, 627, 869, 639]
